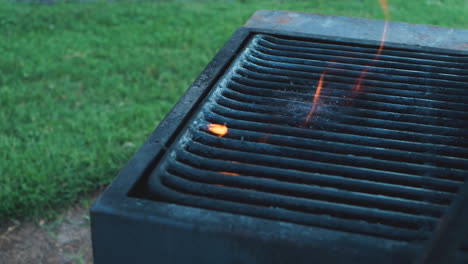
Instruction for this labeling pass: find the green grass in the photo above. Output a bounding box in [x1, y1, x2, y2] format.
[0, 0, 467, 223]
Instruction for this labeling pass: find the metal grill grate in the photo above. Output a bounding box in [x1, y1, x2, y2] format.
[146, 34, 468, 242]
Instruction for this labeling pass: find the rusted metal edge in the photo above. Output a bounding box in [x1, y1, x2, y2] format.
[245, 10, 468, 51]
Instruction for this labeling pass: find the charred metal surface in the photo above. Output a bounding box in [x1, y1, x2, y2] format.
[245, 10, 468, 52]
[146, 33, 468, 243]
[92, 18, 468, 264]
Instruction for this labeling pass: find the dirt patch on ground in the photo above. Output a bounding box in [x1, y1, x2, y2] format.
[0, 195, 98, 264]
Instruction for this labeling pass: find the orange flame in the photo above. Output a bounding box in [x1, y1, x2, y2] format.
[353, 0, 390, 92]
[207, 123, 228, 137]
[219, 171, 239, 176]
[380, 0, 389, 19]
[304, 73, 325, 125]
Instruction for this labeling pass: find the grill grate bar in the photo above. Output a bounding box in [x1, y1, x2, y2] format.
[208, 126, 468, 179]
[152, 175, 431, 241]
[232, 75, 468, 111]
[205, 111, 468, 161]
[207, 123, 468, 171]
[211, 103, 468, 149]
[244, 57, 468, 95]
[224, 81, 468, 121]
[219, 91, 468, 138]
[257, 39, 468, 77]
[261, 35, 468, 64]
[252, 49, 468, 83]
[186, 138, 461, 193]
[241, 63, 468, 97]
[167, 159, 446, 217]
[175, 150, 455, 205]
[227, 80, 468, 128]
[163, 170, 437, 230]
[197, 129, 466, 180]
[227, 83, 468, 118]
[236, 69, 468, 103]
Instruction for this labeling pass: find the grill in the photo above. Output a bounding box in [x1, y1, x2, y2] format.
[146, 33, 468, 243]
[91, 13, 468, 264]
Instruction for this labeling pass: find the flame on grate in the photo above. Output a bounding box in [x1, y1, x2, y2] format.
[207, 123, 228, 138]
[353, 0, 390, 92]
[305, 73, 325, 125]
[304, 0, 391, 124]
[219, 172, 240, 176]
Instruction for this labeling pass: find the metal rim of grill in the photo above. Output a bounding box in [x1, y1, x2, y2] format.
[143, 32, 468, 246]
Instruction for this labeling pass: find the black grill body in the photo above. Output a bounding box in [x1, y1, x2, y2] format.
[91, 27, 468, 264]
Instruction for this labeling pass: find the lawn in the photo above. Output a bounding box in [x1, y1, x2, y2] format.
[1, 0, 467, 223]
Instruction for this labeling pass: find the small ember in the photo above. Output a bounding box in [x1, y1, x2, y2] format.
[207, 123, 228, 137]
[219, 172, 240, 176]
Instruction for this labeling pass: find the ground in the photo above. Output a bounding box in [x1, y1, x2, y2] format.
[0, 193, 97, 264]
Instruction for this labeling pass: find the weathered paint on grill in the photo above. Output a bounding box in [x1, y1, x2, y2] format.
[245, 10, 468, 52]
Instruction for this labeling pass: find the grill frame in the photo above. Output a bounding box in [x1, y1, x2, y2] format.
[91, 26, 468, 264]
